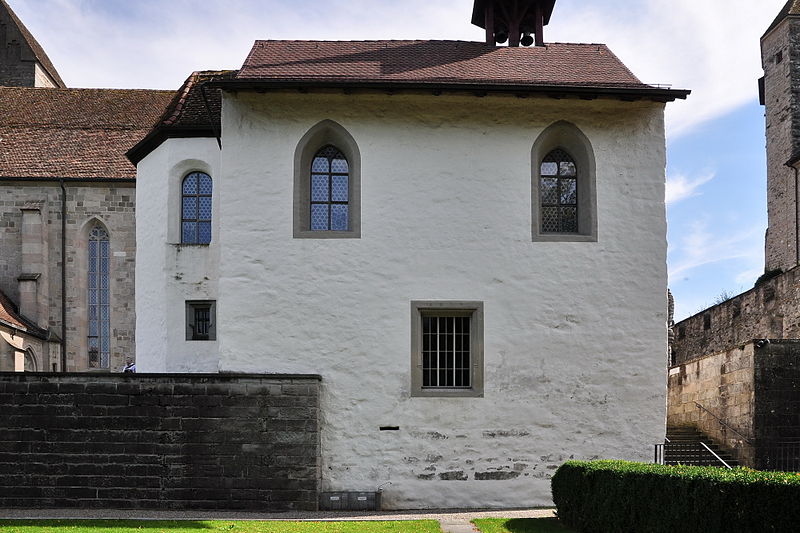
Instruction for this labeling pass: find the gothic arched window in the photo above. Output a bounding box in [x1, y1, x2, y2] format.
[24, 348, 37, 372]
[88, 224, 110, 369]
[539, 149, 578, 233]
[310, 145, 349, 231]
[182, 172, 213, 244]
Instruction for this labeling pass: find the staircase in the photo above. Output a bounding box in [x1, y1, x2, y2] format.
[661, 427, 739, 468]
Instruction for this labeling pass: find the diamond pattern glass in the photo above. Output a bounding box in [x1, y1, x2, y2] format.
[182, 197, 196, 219]
[88, 224, 110, 369]
[183, 222, 197, 244]
[311, 204, 329, 230]
[312, 174, 329, 202]
[561, 178, 577, 205]
[198, 174, 213, 195]
[198, 197, 212, 220]
[540, 149, 578, 233]
[312, 157, 329, 173]
[182, 172, 212, 244]
[198, 222, 212, 243]
[332, 175, 348, 202]
[541, 177, 558, 204]
[310, 145, 349, 231]
[331, 158, 349, 173]
[331, 204, 348, 231]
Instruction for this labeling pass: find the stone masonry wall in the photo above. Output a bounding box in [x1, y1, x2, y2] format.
[0, 373, 320, 510]
[0, 182, 136, 371]
[754, 340, 800, 446]
[762, 18, 800, 272]
[0, 6, 35, 88]
[667, 343, 756, 465]
[672, 266, 800, 366]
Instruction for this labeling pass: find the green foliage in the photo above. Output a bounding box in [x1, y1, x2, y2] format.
[551, 460, 800, 533]
[0, 520, 443, 533]
[472, 517, 576, 533]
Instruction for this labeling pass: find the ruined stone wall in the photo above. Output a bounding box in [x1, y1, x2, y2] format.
[762, 18, 800, 272]
[672, 266, 800, 366]
[0, 182, 136, 371]
[667, 343, 756, 465]
[0, 373, 320, 510]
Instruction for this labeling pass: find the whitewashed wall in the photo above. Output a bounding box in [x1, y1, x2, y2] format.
[135, 137, 221, 373]
[137, 91, 669, 509]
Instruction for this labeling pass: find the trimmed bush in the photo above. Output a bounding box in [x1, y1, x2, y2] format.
[551, 460, 800, 533]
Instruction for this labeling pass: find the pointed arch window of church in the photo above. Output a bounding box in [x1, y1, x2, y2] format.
[310, 145, 349, 231]
[182, 172, 213, 244]
[540, 149, 578, 233]
[88, 224, 110, 369]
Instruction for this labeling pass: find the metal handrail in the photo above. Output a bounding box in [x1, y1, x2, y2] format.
[694, 401, 752, 444]
[700, 441, 732, 469]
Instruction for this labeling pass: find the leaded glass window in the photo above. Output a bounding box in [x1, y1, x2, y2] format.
[310, 145, 349, 231]
[540, 149, 578, 233]
[422, 315, 471, 389]
[182, 172, 213, 244]
[88, 224, 110, 369]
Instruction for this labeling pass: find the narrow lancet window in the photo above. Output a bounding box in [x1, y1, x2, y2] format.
[540, 149, 578, 233]
[310, 146, 349, 231]
[88, 224, 110, 369]
[182, 172, 213, 244]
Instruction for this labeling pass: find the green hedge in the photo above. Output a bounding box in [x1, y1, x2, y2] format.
[551, 460, 800, 533]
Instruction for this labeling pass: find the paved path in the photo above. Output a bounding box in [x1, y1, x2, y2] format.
[0, 507, 556, 525]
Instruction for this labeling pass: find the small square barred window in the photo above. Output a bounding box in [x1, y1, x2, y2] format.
[310, 145, 349, 231]
[422, 315, 471, 388]
[540, 149, 578, 233]
[186, 301, 216, 341]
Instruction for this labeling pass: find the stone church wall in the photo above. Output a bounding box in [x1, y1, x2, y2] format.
[0, 182, 136, 371]
[0, 372, 321, 510]
[672, 266, 800, 366]
[0, 6, 35, 88]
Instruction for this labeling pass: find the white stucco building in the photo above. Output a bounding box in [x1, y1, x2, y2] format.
[130, 1, 688, 509]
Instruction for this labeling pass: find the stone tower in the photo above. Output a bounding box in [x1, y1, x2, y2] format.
[0, 0, 64, 87]
[762, 0, 800, 272]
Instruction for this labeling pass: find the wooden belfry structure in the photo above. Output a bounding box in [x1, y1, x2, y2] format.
[471, 0, 556, 47]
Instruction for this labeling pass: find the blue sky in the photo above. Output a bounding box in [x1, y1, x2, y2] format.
[8, 0, 788, 319]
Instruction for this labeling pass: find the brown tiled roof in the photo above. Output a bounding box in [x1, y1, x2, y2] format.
[127, 70, 236, 165]
[0, 0, 65, 87]
[0, 87, 174, 179]
[237, 40, 650, 89]
[765, 0, 800, 37]
[0, 288, 48, 339]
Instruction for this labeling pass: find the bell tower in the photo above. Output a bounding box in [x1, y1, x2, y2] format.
[471, 0, 556, 47]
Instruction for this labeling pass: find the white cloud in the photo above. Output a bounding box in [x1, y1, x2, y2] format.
[665, 171, 714, 205]
[8, 0, 787, 138]
[668, 219, 762, 280]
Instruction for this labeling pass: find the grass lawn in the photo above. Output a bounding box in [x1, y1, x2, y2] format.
[0, 520, 442, 533]
[472, 518, 576, 533]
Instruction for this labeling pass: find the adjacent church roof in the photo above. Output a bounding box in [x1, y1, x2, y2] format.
[232, 40, 687, 100]
[127, 70, 236, 165]
[0, 87, 173, 179]
[0, 288, 48, 339]
[764, 0, 800, 38]
[0, 0, 65, 87]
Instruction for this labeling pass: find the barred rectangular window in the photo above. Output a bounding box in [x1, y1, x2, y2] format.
[411, 301, 484, 398]
[186, 301, 216, 341]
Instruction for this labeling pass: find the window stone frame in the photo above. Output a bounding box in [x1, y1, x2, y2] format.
[186, 300, 216, 341]
[293, 120, 361, 239]
[531, 121, 598, 242]
[410, 301, 484, 398]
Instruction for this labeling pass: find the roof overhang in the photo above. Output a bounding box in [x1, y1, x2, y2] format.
[126, 126, 216, 166]
[209, 78, 690, 103]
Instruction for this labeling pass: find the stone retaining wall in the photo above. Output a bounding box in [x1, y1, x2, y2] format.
[0, 372, 320, 510]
